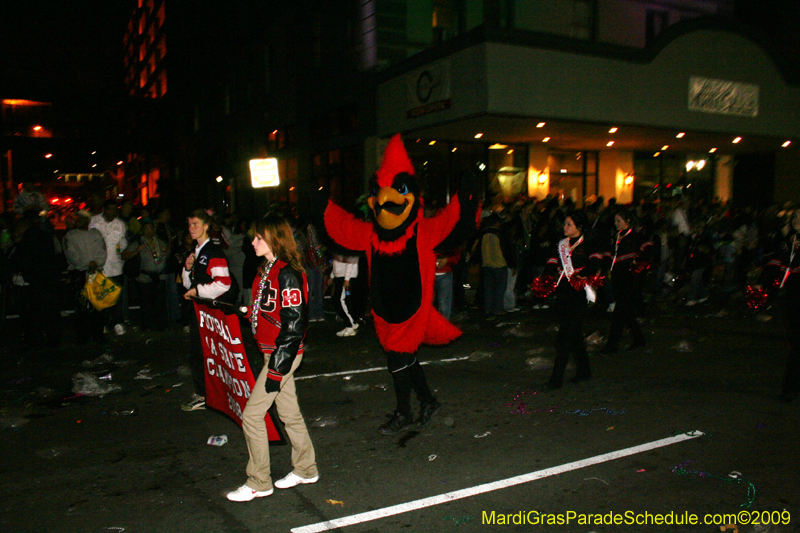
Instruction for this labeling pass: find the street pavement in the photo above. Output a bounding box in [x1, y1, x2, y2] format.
[1, 295, 798, 533]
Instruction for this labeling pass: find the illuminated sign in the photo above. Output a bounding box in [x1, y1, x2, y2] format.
[249, 158, 280, 188]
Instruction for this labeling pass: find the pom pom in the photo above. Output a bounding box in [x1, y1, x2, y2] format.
[530, 275, 557, 298]
[569, 276, 589, 291]
[745, 285, 769, 309]
[587, 273, 606, 288]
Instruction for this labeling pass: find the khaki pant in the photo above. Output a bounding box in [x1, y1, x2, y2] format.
[242, 354, 317, 491]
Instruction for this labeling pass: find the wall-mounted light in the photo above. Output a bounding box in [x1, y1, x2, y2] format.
[33, 125, 42, 131]
[661, 145, 669, 151]
[117, 160, 124, 165]
[696, 159, 706, 170]
[624, 175, 634, 186]
[732, 137, 742, 144]
[44, 153, 53, 159]
[451, 147, 457, 152]
[783, 141, 792, 148]
[686, 161, 696, 171]
[709, 148, 717, 153]
[609, 127, 618, 133]
[606, 141, 614, 147]
[216, 176, 223, 183]
[537, 173, 547, 184]
[542, 137, 550, 143]
[536, 122, 546, 128]
[474, 133, 483, 139]
[507, 149, 514, 155]
[653, 152, 661, 157]
[676, 132, 685, 138]
[428, 140, 436, 145]
[488, 143, 508, 149]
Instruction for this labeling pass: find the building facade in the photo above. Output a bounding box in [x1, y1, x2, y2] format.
[132, 0, 800, 216]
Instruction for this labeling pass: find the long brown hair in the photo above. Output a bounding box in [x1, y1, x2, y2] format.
[252, 214, 305, 275]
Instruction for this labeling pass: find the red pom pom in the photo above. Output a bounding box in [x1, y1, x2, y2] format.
[531, 275, 557, 298]
[745, 285, 769, 309]
[588, 274, 606, 288]
[631, 262, 651, 275]
[569, 276, 589, 291]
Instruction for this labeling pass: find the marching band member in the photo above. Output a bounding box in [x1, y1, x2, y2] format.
[533, 210, 603, 390]
[599, 208, 654, 354]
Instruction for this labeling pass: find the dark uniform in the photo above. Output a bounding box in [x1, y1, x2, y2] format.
[601, 228, 654, 353]
[542, 235, 603, 388]
[763, 232, 800, 401]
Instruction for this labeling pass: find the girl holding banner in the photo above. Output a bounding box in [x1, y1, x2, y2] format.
[227, 214, 319, 502]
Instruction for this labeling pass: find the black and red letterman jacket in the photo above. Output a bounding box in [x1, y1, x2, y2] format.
[247, 259, 307, 385]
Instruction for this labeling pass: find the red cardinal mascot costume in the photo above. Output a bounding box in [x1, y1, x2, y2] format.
[325, 133, 475, 435]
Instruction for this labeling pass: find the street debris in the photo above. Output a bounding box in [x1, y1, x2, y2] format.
[583, 477, 609, 485]
[81, 353, 114, 368]
[468, 351, 493, 362]
[525, 357, 552, 370]
[310, 416, 338, 428]
[670, 460, 756, 509]
[585, 331, 605, 349]
[326, 499, 344, 506]
[108, 405, 138, 416]
[474, 431, 491, 438]
[565, 408, 626, 416]
[207, 435, 228, 446]
[672, 340, 693, 353]
[428, 454, 437, 461]
[503, 326, 534, 338]
[71, 372, 121, 397]
[342, 383, 370, 392]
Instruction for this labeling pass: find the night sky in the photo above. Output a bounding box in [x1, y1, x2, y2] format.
[0, 1, 797, 102]
[0, 2, 129, 100]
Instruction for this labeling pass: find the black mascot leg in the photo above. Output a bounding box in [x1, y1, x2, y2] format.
[387, 352, 417, 419]
[408, 359, 435, 405]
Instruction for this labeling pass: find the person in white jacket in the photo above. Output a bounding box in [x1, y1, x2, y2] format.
[331, 252, 359, 336]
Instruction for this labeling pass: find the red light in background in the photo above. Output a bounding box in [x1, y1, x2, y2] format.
[64, 197, 73, 204]
[49, 197, 60, 205]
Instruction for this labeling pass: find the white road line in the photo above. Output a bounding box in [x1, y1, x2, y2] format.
[295, 356, 470, 381]
[291, 431, 704, 533]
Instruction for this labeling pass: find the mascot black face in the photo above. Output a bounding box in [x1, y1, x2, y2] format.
[368, 172, 419, 241]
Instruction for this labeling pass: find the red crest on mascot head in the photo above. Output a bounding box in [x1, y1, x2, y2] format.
[376, 134, 415, 187]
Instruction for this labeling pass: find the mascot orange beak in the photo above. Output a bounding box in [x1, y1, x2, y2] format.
[368, 186, 415, 230]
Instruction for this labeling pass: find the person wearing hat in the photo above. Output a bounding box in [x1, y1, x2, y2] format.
[63, 210, 107, 343]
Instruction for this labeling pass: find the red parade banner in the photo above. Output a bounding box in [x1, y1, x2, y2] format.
[194, 301, 285, 443]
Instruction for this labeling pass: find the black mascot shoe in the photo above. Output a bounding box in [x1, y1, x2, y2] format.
[417, 400, 442, 427]
[378, 411, 414, 435]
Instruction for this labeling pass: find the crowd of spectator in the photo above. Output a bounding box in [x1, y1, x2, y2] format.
[0, 189, 795, 355]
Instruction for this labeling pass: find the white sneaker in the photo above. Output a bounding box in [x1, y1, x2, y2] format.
[274, 472, 319, 489]
[336, 327, 357, 337]
[226, 484, 273, 502]
[113, 323, 126, 336]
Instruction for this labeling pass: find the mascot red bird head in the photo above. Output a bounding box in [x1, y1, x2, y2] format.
[368, 134, 420, 240]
